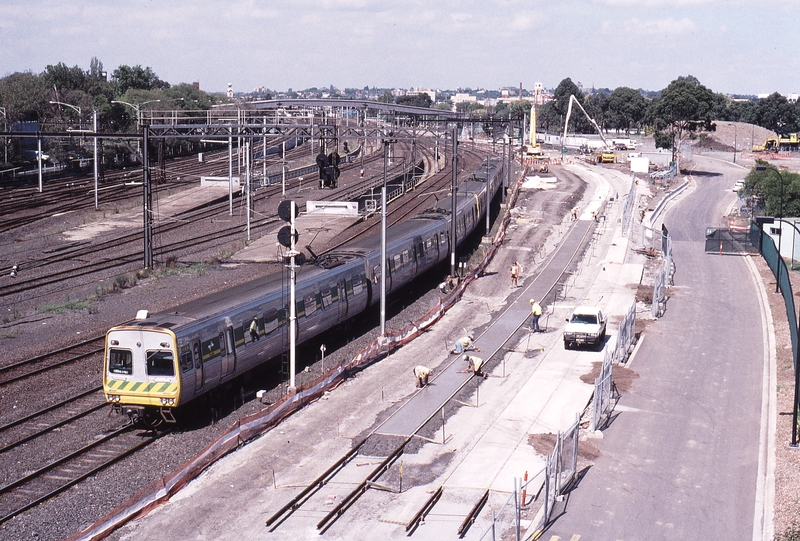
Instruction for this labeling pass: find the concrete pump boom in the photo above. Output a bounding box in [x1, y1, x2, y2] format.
[562, 95, 610, 149]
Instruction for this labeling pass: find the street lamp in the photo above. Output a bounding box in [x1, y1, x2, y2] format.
[111, 99, 161, 127]
[51, 101, 100, 209]
[111, 100, 160, 160]
[50, 100, 81, 119]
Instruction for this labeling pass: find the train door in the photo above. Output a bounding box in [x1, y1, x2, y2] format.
[193, 340, 203, 393]
[338, 279, 348, 321]
[221, 327, 236, 378]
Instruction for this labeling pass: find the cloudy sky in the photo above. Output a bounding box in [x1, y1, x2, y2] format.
[2, 0, 798, 96]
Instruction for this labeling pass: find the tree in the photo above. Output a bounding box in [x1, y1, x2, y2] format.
[744, 160, 800, 217]
[165, 83, 215, 111]
[42, 62, 87, 93]
[0, 71, 48, 122]
[396, 93, 432, 108]
[650, 75, 716, 169]
[111, 65, 169, 96]
[754, 92, 797, 134]
[606, 87, 648, 134]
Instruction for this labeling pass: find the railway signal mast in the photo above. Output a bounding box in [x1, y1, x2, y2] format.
[278, 200, 300, 388]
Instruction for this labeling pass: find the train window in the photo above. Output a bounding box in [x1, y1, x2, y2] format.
[426, 238, 433, 250]
[219, 333, 226, 355]
[372, 266, 381, 284]
[264, 309, 279, 334]
[322, 287, 333, 308]
[193, 342, 201, 369]
[146, 350, 175, 377]
[402, 250, 410, 265]
[295, 299, 306, 318]
[304, 293, 317, 316]
[330, 284, 339, 303]
[180, 344, 193, 372]
[277, 307, 288, 325]
[352, 275, 363, 295]
[392, 254, 401, 271]
[108, 349, 133, 375]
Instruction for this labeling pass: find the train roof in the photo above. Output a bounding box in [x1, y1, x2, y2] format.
[125, 259, 359, 328]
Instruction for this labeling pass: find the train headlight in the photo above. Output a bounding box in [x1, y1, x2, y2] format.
[161, 398, 167, 405]
[107, 394, 121, 402]
[160, 398, 176, 406]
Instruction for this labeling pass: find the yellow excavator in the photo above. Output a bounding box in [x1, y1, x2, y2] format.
[753, 134, 800, 152]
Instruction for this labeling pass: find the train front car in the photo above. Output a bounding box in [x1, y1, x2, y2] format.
[104, 310, 188, 427]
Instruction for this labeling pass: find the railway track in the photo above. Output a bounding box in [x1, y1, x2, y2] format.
[0, 423, 163, 526]
[0, 336, 105, 385]
[0, 387, 107, 454]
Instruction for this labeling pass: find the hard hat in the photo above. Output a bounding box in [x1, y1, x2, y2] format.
[463, 354, 469, 361]
[468, 334, 474, 340]
[530, 299, 535, 304]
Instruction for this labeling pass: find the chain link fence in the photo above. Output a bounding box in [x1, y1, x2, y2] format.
[652, 226, 674, 318]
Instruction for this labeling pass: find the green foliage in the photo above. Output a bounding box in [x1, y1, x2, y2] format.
[650, 75, 716, 159]
[396, 94, 432, 108]
[39, 299, 93, 314]
[753, 92, 797, 134]
[744, 161, 800, 217]
[111, 64, 170, 96]
[606, 87, 648, 134]
[0, 71, 48, 122]
[776, 524, 800, 541]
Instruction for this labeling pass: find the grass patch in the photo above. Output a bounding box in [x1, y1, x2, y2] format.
[39, 299, 94, 314]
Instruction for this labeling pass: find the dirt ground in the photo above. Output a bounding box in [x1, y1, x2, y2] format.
[692, 121, 777, 153]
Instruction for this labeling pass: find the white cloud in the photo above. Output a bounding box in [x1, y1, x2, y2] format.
[606, 17, 698, 36]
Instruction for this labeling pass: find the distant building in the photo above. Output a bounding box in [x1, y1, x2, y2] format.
[451, 93, 476, 105]
[227, 84, 233, 99]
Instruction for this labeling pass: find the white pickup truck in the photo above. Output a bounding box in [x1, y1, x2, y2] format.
[564, 306, 607, 350]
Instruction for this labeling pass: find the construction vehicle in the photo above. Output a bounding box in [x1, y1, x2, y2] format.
[562, 95, 611, 151]
[525, 107, 544, 157]
[753, 134, 800, 152]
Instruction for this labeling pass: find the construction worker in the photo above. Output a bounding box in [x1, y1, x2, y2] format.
[510, 262, 521, 288]
[414, 365, 433, 388]
[451, 334, 480, 355]
[249, 317, 260, 342]
[462, 354, 488, 379]
[529, 299, 543, 333]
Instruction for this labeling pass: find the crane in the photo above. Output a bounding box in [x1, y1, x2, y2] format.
[561, 95, 610, 150]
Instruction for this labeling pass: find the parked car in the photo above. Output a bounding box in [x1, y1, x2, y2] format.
[564, 306, 607, 350]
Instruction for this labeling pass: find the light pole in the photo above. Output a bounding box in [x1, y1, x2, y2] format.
[380, 131, 396, 337]
[0, 107, 7, 165]
[51, 101, 100, 209]
[111, 100, 161, 160]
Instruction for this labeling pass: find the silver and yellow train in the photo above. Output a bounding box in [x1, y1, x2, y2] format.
[104, 168, 503, 426]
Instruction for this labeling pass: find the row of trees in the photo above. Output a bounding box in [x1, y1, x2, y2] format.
[0, 57, 217, 166]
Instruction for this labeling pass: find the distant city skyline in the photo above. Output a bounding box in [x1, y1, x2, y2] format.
[2, 0, 798, 97]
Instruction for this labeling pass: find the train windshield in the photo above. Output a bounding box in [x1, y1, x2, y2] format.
[108, 349, 133, 375]
[146, 350, 175, 377]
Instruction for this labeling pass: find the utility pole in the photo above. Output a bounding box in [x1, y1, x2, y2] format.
[450, 126, 458, 278]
